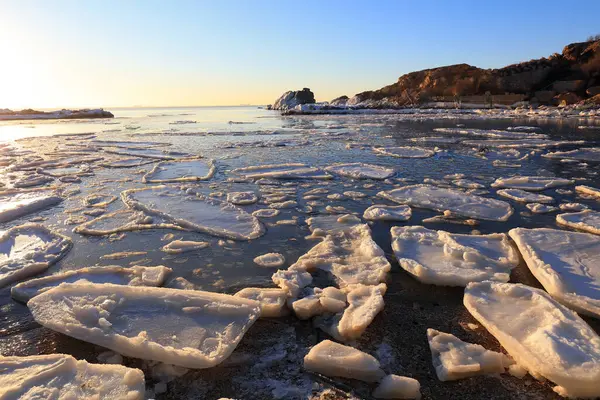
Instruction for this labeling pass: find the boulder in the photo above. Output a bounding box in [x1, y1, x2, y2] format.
[272, 88, 315, 111]
[552, 80, 586, 93]
[534, 90, 556, 104]
[330, 95, 349, 107]
[554, 92, 582, 106]
[587, 86, 600, 96]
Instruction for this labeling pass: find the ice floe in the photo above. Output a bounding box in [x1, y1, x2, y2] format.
[324, 163, 395, 180]
[373, 146, 435, 158]
[390, 226, 518, 286]
[491, 176, 574, 191]
[509, 227, 600, 317]
[496, 188, 554, 203]
[253, 252, 286, 268]
[104, 147, 193, 160]
[378, 185, 513, 221]
[11, 265, 172, 302]
[100, 157, 157, 168]
[525, 203, 558, 214]
[434, 127, 547, 139]
[28, 283, 261, 368]
[556, 210, 600, 235]
[0, 224, 72, 288]
[74, 209, 183, 236]
[142, 158, 215, 183]
[232, 163, 332, 180]
[235, 288, 288, 317]
[122, 186, 265, 240]
[461, 139, 585, 149]
[363, 204, 412, 221]
[252, 208, 280, 218]
[576, 185, 600, 199]
[372, 374, 421, 399]
[227, 191, 258, 205]
[543, 147, 600, 162]
[161, 240, 210, 254]
[0, 192, 62, 223]
[303, 340, 385, 382]
[464, 281, 600, 398]
[0, 354, 145, 399]
[559, 202, 588, 212]
[426, 328, 512, 381]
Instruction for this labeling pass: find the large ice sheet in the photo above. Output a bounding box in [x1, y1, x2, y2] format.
[289, 224, 391, 288]
[0, 192, 62, 223]
[100, 157, 157, 168]
[464, 281, 600, 398]
[509, 227, 600, 317]
[324, 163, 394, 180]
[0, 354, 145, 399]
[104, 147, 193, 160]
[491, 176, 574, 191]
[142, 158, 215, 183]
[121, 186, 265, 240]
[543, 147, 600, 162]
[373, 146, 435, 158]
[303, 340, 385, 382]
[11, 265, 172, 302]
[28, 283, 261, 369]
[556, 210, 600, 235]
[496, 188, 554, 204]
[74, 209, 184, 236]
[231, 163, 332, 179]
[391, 226, 518, 286]
[0, 224, 72, 288]
[378, 185, 513, 221]
[426, 328, 512, 381]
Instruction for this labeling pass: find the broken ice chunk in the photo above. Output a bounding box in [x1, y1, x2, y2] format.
[525, 203, 558, 214]
[272, 269, 312, 297]
[464, 281, 600, 398]
[373, 146, 435, 158]
[324, 163, 395, 180]
[253, 252, 286, 268]
[372, 374, 421, 399]
[142, 158, 215, 183]
[543, 147, 600, 162]
[232, 163, 332, 180]
[575, 185, 600, 199]
[378, 185, 513, 221]
[426, 328, 512, 381]
[11, 265, 172, 302]
[303, 340, 385, 382]
[556, 210, 600, 235]
[234, 288, 288, 317]
[0, 354, 145, 399]
[28, 283, 261, 368]
[363, 205, 411, 221]
[227, 191, 258, 205]
[0, 224, 72, 288]
[509, 227, 600, 318]
[75, 209, 184, 236]
[491, 176, 573, 191]
[558, 202, 588, 212]
[390, 226, 518, 286]
[161, 240, 210, 254]
[496, 188, 554, 203]
[336, 283, 386, 340]
[0, 192, 62, 223]
[306, 214, 362, 236]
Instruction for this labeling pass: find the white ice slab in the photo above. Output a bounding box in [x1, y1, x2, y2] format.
[75, 209, 184, 236]
[0, 192, 62, 223]
[576, 185, 600, 199]
[509, 227, 600, 317]
[324, 163, 395, 180]
[100, 157, 157, 168]
[227, 191, 258, 205]
[373, 146, 435, 158]
[122, 186, 265, 240]
[234, 287, 288, 317]
[28, 283, 261, 369]
[390, 226, 518, 286]
[526, 203, 558, 214]
[363, 205, 411, 221]
[253, 253, 286, 268]
[306, 214, 362, 236]
[290, 224, 391, 288]
[0, 224, 72, 288]
[464, 281, 600, 398]
[543, 148, 600, 162]
[303, 340, 385, 382]
[434, 127, 547, 139]
[496, 188, 554, 203]
[378, 185, 513, 221]
[142, 159, 215, 183]
[104, 147, 193, 160]
[0, 354, 145, 399]
[232, 163, 332, 180]
[161, 240, 209, 254]
[426, 328, 512, 381]
[556, 210, 600, 235]
[11, 265, 172, 302]
[335, 283, 386, 340]
[373, 374, 421, 399]
[491, 176, 573, 191]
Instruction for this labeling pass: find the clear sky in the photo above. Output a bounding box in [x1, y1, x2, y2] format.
[1, 0, 599, 109]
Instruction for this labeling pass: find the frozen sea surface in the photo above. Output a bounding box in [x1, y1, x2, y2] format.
[0, 106, 599, 399]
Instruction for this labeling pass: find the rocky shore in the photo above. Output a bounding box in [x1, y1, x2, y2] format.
[271, 39, 600, 114]
[0, 108, 114, 121]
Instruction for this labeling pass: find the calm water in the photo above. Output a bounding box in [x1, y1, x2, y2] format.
[0, 106, 599, 399]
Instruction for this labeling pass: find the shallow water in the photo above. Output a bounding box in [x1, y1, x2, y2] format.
[0, 106, 599, 399]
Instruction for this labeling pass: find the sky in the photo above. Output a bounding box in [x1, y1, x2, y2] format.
[1, 0, 599, 109]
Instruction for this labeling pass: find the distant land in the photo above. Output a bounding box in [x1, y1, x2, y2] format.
[0, 108, 114, 121]
[271, 38, 600, 111]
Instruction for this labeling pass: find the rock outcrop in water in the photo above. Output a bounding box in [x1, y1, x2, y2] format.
[270, 88, 315, 110]
[340, 39, 600, 108]
[0, 108, 114, 120]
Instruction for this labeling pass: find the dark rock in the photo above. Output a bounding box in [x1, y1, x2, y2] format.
[554, 92, 581, 106]
[534, 90, 556, 104]
[329, 95, 349, 107]
[552, 80, 586, 93]
[272, 88, 315, 110]
[587, 86, 600, 96]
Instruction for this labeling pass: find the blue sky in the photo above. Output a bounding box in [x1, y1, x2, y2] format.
[1, 0, 599, 108]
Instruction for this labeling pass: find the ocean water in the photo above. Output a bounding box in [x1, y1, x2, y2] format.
[0, 106, 599, 399]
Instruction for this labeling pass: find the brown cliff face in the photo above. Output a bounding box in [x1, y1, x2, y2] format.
[349, 39, 600, 107]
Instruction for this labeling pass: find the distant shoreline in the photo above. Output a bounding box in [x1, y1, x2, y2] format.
[0, 108, 114, 121]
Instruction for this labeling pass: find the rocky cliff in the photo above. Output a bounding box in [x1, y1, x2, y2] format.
[347, 39, 600, 107]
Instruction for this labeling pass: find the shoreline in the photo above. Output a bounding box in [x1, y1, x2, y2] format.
[0, 108, 114, 121]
